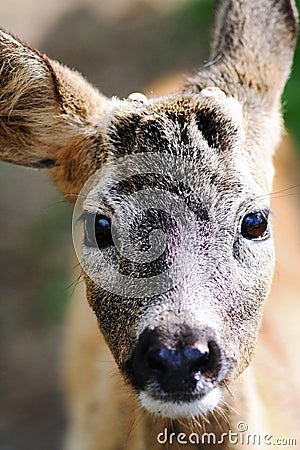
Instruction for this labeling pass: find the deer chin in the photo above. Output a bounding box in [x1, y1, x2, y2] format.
[138, 387, 222, 419]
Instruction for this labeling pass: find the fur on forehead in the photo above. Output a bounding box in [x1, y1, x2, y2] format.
[105, 93, 244, 160]
[82, 93, 253, 215]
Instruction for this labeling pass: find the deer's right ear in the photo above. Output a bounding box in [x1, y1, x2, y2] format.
[0, 30, 113, 195]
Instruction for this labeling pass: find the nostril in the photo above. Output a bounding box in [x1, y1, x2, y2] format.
[145, 340, 221, 380]
[185, 341, 220, 378]
[147, 347, 181, 371]
[184, 346, 210, 373]
[147, 347, 169, 371]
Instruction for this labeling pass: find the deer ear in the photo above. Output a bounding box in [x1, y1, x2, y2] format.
[0, 29, 111, 192]
[187, 0, 298, 108]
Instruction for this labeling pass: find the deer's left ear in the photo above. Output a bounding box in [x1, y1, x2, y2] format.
[0, 30, 113, 195]
[187, 0, 298, 110]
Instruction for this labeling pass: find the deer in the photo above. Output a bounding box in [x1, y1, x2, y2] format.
[0, 0, 299, 449]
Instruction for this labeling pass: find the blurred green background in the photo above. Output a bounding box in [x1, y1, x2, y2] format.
[0, 1, 299, 449]
[284, 0, 300, 145]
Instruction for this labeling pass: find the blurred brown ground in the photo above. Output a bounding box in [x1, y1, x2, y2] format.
[0, 1, 213, 449]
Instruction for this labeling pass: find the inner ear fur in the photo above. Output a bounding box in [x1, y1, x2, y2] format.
[0, 29, 110, 189]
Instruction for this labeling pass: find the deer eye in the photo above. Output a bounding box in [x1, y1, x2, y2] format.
[241, 212, 269, 240]
[84, 214, 113, 248]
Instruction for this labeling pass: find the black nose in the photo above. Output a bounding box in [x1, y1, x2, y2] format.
[147, 344, 215, 375]
[125, 327, 222, 394]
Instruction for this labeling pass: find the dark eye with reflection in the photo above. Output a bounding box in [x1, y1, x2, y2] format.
[241, 212, 269, 240]
[83, 214, 113, 248]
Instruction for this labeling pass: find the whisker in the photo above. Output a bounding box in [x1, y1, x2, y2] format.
[256, 183, 300, 200]
[45, 199, 71, 208]
[63, 192, 88, 200]
[189, 417, 198, 434]
[176, 417, 187, 430]
[270, 191, 300, 200]
[219, 398, 240, 416]
[66, 266, 85, 295]
[223, 380, 234, 399]
[214, 404, 231, 427]
[211, 409, 223, 432]
[201, 413, 211, 426]
[127, 406, 144, 442]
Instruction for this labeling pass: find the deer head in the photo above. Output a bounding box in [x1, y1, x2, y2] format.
[0, 0, 297, 419]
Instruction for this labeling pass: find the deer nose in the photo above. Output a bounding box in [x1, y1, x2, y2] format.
[147, 344, 216, 377]
[126, 327, 222, 394]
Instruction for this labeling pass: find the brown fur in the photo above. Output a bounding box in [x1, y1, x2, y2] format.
[0, 1, 299, 448]
[63, 135, 300, 449]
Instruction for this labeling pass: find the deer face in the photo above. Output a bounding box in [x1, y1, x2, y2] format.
[72, 92, 275, 417]
[0, 0, 297, 423]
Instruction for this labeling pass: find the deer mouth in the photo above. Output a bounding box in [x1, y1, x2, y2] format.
[138, 386, 222, 418]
